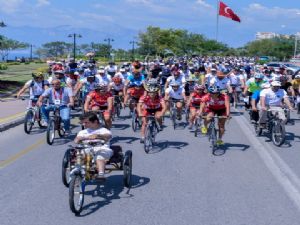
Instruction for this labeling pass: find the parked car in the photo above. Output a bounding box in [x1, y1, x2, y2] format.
[267, 62, 300, 75]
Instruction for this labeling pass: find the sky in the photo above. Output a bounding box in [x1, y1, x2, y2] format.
[0, 0, 300, 51]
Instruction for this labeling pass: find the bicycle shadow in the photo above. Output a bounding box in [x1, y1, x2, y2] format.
[27, 127, 46, 135]
[111, 123, 130, 130]
[77, 174, 150, 217]
[213, 143, 250, 156]
[111, 136, 139, 144]
[149, 140, 189, 153]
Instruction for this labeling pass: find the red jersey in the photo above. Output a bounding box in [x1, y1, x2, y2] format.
[140, 95, 164, 110]
[128, 87, 145, 99]
[202, 93, 228, 110]
[189, 92, 205, 107]
[88, 91, 112, 107]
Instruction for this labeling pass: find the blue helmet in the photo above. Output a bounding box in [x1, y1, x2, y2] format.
[132, 80, 143, 87]
[254, 73, 264, 79]
[208, 85, 220, 94]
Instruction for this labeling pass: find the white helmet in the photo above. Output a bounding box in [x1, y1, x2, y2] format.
[271, 81, 281, 87]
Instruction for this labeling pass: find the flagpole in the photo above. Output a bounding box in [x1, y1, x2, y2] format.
[216, 0, 220, 41]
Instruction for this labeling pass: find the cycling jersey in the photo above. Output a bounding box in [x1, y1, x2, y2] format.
[88, 91, 112, 108]
[202, 93, 228, 110]
[42, 87, 73, 105]
[128, 87, 145, 99]
[110, 82, 124, 92]
[260, 88, 287, 107]
[140, 95, 164, 110]
[246, 78, 264, 93]
[96, 74, 111, 85]
[210, 77, 230, 90]
[80, 77, 99, 93]
[189, 92, 205, 108]
[166, 75, 186, 88]
[25, 79, 49, 99]
[127, 74, 145, 83]
[165, 87, 185, 100]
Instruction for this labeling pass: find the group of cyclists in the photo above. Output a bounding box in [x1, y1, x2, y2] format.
[16, 56, 300, 176]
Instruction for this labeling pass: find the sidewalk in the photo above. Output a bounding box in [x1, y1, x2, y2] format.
[0, 99, 27, 132]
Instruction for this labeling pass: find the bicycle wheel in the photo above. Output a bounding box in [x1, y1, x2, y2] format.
[123, 150, 132, 188]
[194, 119, 199, 137]
[24, 110, 34, 134]
[254, 123, 262, 136]
[271, 121, 286, 146]
[131, 111, 138, 132]
[37, 108, 44, 128]
[209, 127, 217, 153]
[171, 108, 176, 129]
[69, 175, 85, 215]
[185, 108, 190, 124]
[46, 119, 55, 145]
[144, 125, 152, 153]
[57, 118, 65, 137]
[62, 149, 71, 187]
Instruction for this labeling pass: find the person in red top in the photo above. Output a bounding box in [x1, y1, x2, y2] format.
[198, 85, 230, 145]
[137, 85, 166, 143]
[187, 84, 206, 129]
[84, 82, 113, 129]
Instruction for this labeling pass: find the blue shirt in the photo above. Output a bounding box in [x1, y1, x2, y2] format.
[42, 87, 73, 105]
[251, 90, 261, 102]
[127, 74, 145, 83]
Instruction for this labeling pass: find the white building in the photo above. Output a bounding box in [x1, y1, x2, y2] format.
[255, 32, 277, 40]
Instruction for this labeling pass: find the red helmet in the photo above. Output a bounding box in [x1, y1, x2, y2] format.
[112, 76, 122, 85]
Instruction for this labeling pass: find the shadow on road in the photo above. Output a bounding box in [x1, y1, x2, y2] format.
[111, 123, 130, 130]
[213, 143, 250, 156]
[111, 135, 139, 144]
[148, 140, 189, 154]
[78, 174, 150, 217]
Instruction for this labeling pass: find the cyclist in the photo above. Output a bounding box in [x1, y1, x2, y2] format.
[291, 75, 300, 114]
[74, 74, 99, 104]
[165, 66, 186, 89]
[259, 81, 293, 126]
[109, 76, 125, 108]
[210, 69, 232, 93]
[187, 84, 206, 129]
[204, 68, 217, 88]
[165, 81, 186, 120]
[75, 111, 113, 179]
[137, 84, 166, 143]
[198, 85, 230, 145]
[84, 83, 113, 129]
[37, 79, 74, 134]
[243, 73, 265, 109]
[48, 70, 67, 87]
[96, 67, 111, 85]
[251, 82, 271, 123]
[105, 61, 117, 77]
[17, 72, 49, 107]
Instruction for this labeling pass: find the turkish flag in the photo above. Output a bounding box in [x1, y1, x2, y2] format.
[219, 1, 241, 22]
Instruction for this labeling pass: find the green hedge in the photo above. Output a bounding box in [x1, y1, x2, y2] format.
[0, 63, 8, 70]
[6, 62, 21, 65]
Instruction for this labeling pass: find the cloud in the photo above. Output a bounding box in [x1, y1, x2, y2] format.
[79, 12, 114, 22]
[0, 0, 24, 14]
[125, 0, 171, 13]
[36, 0, 50, 7]
[195, 0, 212, 8]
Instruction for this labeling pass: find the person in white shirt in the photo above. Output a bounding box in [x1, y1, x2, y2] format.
[210, 69, 232, 93]
[165, 67, 186, 89]
[74, 112, 113, 179]
[96, 68, 111, 85]
[165, 81, 186, 120]
[259, 81, 293, 125]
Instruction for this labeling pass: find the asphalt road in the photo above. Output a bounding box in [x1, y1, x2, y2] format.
[1, 106, 300, 225]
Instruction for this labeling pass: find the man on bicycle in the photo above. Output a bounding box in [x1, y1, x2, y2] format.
[165, 81, 186, 120]
[137, 83, 166, 143]
[37, 79, 74, 135]
[187, 84, 206, 129]
[259, 81, 293, 126]
[17, 72, 49, 107]
[75, 111, 113, 179]
[84, 83, 113, 129]
[198, 85, 230, 146]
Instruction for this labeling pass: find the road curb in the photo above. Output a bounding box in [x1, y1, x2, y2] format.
[0, 117, 24, 132]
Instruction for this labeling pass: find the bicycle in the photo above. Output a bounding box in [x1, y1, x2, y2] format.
[194, 115, 203, 137]
[255, 109, 286, 146]
[202, 115, 229, 155]
[144, 114, 160, 153]
[46, 105, 66, 145]
[128, 97, 141, 132]
[169, 99, 183, 129]
[112, 94, 123, 119]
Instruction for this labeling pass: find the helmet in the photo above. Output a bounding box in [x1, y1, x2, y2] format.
[261, 83, 270, 89]
[170, 81, 180, 87]
[208, 85, 220, 94]
[95, 82, 108, 90]
[147, 85, 159, 92]
[271, 81, 281, 87]
[54, 70, 64, 75]
[147, 78, 158, 86]
[254, 73, 264, 79]
[295, 74, 300, 79]
[194, 84, 205, 91]
[32, 72, 44, 78]
[132, 80, 143, 87]
[112, 76, 122, 84]
[220, 68, 230, 74]
[97, 69, 105, 74]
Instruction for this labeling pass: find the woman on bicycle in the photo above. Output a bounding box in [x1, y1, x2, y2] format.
[187, 84, 206, 129]
[137, 84, 166, 143]
[84, 82, 113, 129]
[198, 85, 230, 146]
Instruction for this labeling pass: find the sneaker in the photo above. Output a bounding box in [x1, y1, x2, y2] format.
[140, 137, 145, 143]
[216, 140, 224, 146]
[201, 127, 208, 134]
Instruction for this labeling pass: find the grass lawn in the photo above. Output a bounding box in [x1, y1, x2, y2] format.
[0, 63, 47, 95]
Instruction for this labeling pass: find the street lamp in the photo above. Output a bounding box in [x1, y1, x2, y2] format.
[68, 33, 82, 59]
[104, 38, 114, 60]
[130, 40, 138, 60]
[30, 44, 35, 61]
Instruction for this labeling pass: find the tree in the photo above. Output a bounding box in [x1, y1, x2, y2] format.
[0, 35, 28, 61]
[35, 41, 72, 58]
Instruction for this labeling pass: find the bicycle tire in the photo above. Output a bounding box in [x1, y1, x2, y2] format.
[24, 110, 34, 134]
[62, 149, 71, 187]
[57, 118, 65, 137]
[271, 121, 286, 146]
[123, 150, 132, 188]
[46, 119, 55, 145]
[69, 175, 84, 215]
[144, 125, 152, 153]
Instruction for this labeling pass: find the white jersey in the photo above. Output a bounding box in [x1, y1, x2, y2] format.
[25, 79, 48, 98]
[96, 74, 111, 85]
[110, 82, 124, 92]
[205, 73, 215, 86]
[210, 77, 230, 90]
[260, 88, 287, 106]
[166, 75, 186, 88]
[229, 73, 243, 86]
[166, 87, 185, 100]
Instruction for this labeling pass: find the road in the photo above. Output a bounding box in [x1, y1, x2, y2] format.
[1, 106, 300, 225]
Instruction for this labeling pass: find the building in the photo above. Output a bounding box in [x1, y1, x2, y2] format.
[255, 32, 277, 40]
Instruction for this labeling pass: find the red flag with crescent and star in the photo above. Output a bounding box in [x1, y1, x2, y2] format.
[219, 1, 241, 22]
